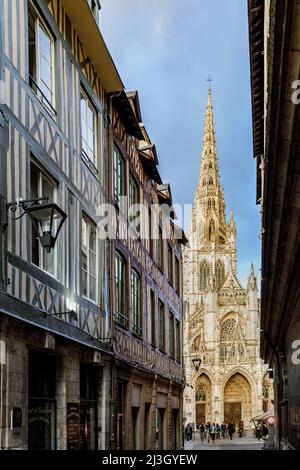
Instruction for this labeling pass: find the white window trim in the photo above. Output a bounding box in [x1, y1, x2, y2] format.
[30, 2, 56, 113]
[31, 165, 58, 279]
[81, 215, 99, 304]
[80, 88, 98, 170]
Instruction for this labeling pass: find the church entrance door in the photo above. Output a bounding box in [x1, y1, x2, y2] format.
[196, 404, 205, 426]
[224, 402, 241, 424]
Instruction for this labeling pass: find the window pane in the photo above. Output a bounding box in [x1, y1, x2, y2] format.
[44, 250, 54, 275]
[82, 250, 87, 271]
[89, 275, 96, 301]
[89, 226, 96, 252]
[40, 56, 52, 88]
[28, 8, 37, 81]
[41, 175, 54, 201]
[90, 252, 96, 276]
[82, 217, 97, 301]
[81, 269, 87, 297]
[39, 26, 51, 60]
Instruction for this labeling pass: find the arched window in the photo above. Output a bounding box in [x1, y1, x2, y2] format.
[208, 199, 212, 210]
[209, 176, 213, 186]
[220, 318, 236, 362]
[215, 259, 225, 289]
[209, 161, 213, 169]
[220, 318, 236, 342]
[202, 178, 206, 187]
[199, 260, 210, 291]
[208, 219, 215, 241]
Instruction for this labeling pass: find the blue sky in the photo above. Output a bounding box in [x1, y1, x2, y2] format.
[99, 0, 261, 286]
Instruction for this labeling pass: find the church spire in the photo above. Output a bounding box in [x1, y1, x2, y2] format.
[194, 85, 227, 244]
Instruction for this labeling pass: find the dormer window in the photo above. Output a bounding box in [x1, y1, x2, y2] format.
[88, 0, 100, 22]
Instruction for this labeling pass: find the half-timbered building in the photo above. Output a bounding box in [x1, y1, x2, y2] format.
[0, 0, 123, 450]
[108, 90, 186, 450]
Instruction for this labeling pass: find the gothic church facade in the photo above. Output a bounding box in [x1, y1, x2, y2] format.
[183, 88, 271, 429]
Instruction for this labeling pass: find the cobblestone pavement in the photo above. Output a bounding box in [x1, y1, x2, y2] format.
[184, 435, 263, 450]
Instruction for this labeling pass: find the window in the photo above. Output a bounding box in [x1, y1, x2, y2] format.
[215, 259, 225, 289]
[81, 216, 97, 302]
[157, 226, 163, 271]
[202, 178, 206, 187]
[209, 177, 214, 186]
[167, 244, 173, 286]
[131, 269, 142, 336]
[169, 313, 175, 358]
[28, 2, 56, 116]
[81, 90, 97, 170]
[158, 301, 165, 351]
[150, 290, 156, 347]
[199, 260, 210, 291]
[114, 146, 125, 204]
[129, 176, 139, 207]
[87, 0, 98, 19]
[148, 207, 155, 257]
[129, 176, 140, 238]
[115, 252, 128, 327]
[175, 257, 180, 296]
[30, 162, 57, 275]
[176, 320, 181, 363]
[209, 161, 213, 169]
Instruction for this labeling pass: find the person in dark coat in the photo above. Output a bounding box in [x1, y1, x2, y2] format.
[228, 422, 235, 440]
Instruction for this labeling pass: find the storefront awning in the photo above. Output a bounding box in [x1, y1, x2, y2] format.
[252, 407, 274, 422]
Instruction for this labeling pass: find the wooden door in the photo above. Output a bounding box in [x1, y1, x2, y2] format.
[196, 403, 205, 426]
[224, 402, 241, 424]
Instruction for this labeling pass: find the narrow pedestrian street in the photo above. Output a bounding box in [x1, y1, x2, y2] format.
[185, 435, 262, 450]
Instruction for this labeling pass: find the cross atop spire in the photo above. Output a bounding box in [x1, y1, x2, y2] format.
[207, 74, 213, 89]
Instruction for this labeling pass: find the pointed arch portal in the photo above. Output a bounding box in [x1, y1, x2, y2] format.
[195, 374, 211, 426]
[223, 373, 252, 425]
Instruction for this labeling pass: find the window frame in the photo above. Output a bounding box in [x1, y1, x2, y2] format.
[175, 256, 181, 296]
[200, 260, 210, 291]
[114, 145, 126, 205]
[30, 161, 58, 277]
[167, 243, 173, 286]
[81, 214, 98, 303]
[80, 87, 98, 173]
[157, 226, 164, 272]
[169, 312, 175, 359]
[115, 251, 128, 327]
[158, 300, 165, 352]
[150, 289, 156, 347]
[28, 2, 56, 117]
[176, 320, 181, 363]
[131, 268, 142, 337]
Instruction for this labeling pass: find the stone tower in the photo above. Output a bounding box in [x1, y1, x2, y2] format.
[183, 87, 271, 429]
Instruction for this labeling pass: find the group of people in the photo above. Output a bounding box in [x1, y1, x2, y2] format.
[185, 421, 245, 443]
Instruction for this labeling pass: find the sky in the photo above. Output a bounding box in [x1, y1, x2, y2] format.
[99, 0, 261, 286]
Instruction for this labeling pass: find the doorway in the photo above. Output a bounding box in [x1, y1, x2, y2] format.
[28, 351, 56, 450]
[79, 364, 98, 450]
[196, 403, 205, 426]
[224, 402, 242, 424]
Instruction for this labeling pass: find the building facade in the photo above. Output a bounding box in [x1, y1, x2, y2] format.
[248, 0, 300, 450]
[0, 0, 185, 450]
[0, 0, 121, 450]
[183, 87, 270, 430]
[107, 91, 186, 450]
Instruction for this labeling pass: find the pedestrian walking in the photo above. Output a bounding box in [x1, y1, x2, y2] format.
[200, 423, 205, 442]
[228, 422, 235, 440]
[210, 423, 216, 443]
[221, 423, 226, 439]
[216, 423, 221, 440]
